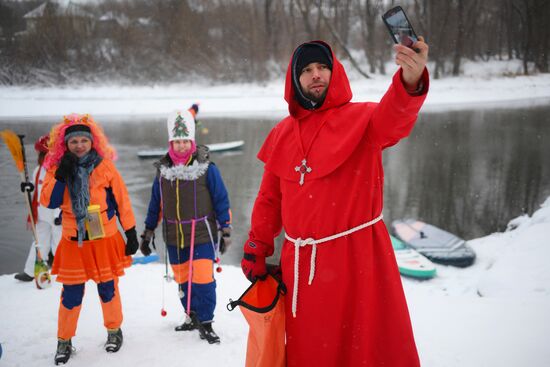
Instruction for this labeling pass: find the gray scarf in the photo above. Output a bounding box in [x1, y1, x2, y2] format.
[67, 149, 102, 245]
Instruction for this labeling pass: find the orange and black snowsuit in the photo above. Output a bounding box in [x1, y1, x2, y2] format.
[41, 158, 135, 340]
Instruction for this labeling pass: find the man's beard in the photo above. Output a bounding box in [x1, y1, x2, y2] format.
[303, 88, 328, 104]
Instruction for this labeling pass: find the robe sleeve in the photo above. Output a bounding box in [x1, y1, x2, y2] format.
[367, 67, 429, 148]
[244, 168, 283, 258]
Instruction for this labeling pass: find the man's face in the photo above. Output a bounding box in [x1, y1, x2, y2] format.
[299, 62, 332, 103]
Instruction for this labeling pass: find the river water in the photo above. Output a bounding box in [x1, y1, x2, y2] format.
[1, 104, 549, 275]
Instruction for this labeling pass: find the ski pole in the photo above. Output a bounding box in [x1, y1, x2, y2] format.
[161, 238, 170, 317]
[186, 219, 196, 316]
[160, 244, 168, 317]
[215, 229, 222, 273]
[204, 219, 222, 272]
[158, 175, 170, 316]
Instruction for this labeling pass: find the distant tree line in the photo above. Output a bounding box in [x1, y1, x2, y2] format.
[0, 0, 547, 85]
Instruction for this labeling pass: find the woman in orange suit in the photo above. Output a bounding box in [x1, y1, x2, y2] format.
[40, 114, 138, 365]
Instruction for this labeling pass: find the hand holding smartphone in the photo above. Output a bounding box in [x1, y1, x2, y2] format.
[382, 6, 419, 50]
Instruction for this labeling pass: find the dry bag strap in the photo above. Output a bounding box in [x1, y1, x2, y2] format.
[227, 274, 286, 313]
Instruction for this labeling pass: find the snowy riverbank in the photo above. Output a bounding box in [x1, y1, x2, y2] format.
[1, 60, 549, 119]
[1, 197, 549, 366]
[1, 59, 549, 366]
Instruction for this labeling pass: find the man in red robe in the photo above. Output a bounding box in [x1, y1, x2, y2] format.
[242, 38, 429, 366]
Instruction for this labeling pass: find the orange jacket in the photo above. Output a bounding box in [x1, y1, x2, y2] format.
[40, 159, 136, 240]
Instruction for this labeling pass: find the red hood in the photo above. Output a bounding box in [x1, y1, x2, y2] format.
[284, 41, 353, 120]
[261, 42, 428, 184]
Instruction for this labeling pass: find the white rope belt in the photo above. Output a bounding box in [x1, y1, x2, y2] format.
[284, 213, 383, 317]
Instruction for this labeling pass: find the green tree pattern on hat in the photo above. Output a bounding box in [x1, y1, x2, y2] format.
[172, 113, 189, 138]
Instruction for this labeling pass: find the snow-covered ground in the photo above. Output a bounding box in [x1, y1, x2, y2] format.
[1, 59, 549, 366]
[0, 198, 549, 367]
[404, 198, 550, 367]
[1, 59, 549, 119]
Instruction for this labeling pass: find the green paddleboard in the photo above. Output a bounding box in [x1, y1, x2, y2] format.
[391, 235, 436, 279]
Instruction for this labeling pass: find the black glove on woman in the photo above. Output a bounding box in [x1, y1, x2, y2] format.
[125, 227, 139, 255]
[219, 227, 232, 254]
[140, 228, 155, 256]
[55, 152, 79, 182]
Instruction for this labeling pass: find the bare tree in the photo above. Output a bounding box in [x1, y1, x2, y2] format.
[318, 4, 370, 78]
[293, 0, 317, 40]
[356, 0, 387, 74]
[1, 0, 548, 85]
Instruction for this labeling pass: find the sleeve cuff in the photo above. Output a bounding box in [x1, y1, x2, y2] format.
[397, 67, 429, 97]
[405, 80, 425, 96]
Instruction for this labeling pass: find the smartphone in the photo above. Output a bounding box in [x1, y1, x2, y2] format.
[382, 6, 418, 49]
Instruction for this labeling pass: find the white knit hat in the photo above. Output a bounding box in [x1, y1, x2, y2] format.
[166, 109, 195, 142]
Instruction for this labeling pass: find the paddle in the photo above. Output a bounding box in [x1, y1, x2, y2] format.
[1, 130, 51, 289]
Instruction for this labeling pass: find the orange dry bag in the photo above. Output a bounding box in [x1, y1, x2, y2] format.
[227, 274, 286, 367]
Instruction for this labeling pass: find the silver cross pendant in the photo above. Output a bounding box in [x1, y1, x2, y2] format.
[295, 159, 312, 186]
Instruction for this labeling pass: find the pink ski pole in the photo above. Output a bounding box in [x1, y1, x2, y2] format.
[186, 219, 196, 316]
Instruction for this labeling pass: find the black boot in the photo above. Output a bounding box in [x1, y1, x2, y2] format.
[175, 320, 196, 331]
[14, 272, 34, 282]
[54, 339, 73, 365]
[199, 322, 220, 344]
[105, 328, 123, 352]
[175, 311, 200, 331]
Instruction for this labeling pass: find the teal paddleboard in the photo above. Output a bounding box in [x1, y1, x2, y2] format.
[391, 235, 436, 279]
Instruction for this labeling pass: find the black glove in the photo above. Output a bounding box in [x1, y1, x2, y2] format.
[20, 182, 35, 193]
[124, 227, 139, 255]
[55, 152, 79, 182]
[219, 227, 232, 254]
[140, 228, 155, 256]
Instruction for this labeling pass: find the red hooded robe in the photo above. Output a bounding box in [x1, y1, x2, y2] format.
[246, 41, 429, 366]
